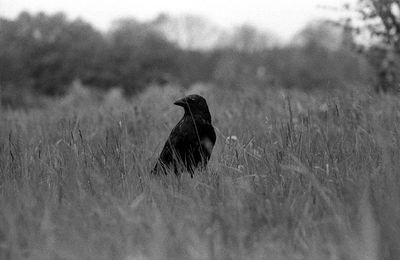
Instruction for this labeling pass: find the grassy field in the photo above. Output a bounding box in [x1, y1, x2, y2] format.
[0, 83, 399, 260]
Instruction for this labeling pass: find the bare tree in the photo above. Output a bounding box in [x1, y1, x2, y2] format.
[152, 14, 221, 50]
[350, 0, 400, 92]
[356, 0, 400, 49]
[228, 24, 275, 53]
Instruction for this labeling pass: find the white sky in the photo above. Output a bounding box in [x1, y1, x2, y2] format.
[0, 0, 354, 40]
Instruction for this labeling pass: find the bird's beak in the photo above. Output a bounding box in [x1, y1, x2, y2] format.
[174, 98, 186, 107]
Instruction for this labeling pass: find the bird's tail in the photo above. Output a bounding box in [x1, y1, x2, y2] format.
[151, 162, 159, 175]
[151, 161, 169, 175]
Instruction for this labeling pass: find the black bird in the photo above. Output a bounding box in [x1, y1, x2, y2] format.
[152, 94, 216, 176]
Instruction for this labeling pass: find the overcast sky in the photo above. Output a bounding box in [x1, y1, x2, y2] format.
[0, 0, 354, 40]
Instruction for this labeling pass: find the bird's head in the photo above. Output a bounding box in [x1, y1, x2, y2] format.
[174, 94, 212, 122]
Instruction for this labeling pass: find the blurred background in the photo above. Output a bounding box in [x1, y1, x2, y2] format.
[4, 2, 400, 259]
[0, 0, 399, 108]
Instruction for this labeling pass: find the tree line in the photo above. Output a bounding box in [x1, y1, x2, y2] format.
[0, 10, 378, 107]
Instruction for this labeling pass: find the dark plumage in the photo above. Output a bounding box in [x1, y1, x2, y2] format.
[152, 94, 216, 176]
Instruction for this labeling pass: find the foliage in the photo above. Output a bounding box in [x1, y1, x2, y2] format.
[0, 12, 370, 107]
[106, 18, 180, 95]
[0, 12, 105, 95]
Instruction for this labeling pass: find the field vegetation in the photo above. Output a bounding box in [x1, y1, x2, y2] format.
[1, 83, 399, 259]
[2, 1, 400, 259]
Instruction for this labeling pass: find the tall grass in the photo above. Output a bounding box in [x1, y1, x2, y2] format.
[0, 83, 399, 259]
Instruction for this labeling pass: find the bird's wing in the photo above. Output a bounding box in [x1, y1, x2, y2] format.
[197, 121, 216, 158]
[157, 118, 192, 164]
[154, 115, 216, 174]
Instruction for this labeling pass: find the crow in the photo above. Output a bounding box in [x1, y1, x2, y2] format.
[152, 94, 216, 176]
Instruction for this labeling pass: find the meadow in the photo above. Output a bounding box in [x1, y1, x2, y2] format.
[0, 83, 399, 260]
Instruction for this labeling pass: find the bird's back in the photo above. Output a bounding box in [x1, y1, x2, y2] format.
[153, 114, 216, 175]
